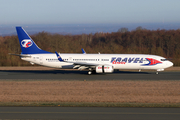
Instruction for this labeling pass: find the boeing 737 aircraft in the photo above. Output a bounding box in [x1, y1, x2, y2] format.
[12, 27, 173, 74]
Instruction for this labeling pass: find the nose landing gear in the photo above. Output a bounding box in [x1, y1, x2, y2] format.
[156, 69, 164, 74]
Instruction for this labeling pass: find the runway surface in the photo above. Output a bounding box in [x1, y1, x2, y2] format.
[0, 107, 180, 120]
[0, 70, 180, 80]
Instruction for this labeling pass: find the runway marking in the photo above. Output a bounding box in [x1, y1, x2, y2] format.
[0, 112, 180, 115]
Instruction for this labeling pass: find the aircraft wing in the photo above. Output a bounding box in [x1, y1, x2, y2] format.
[55, 51, 100, 67]
[67, 61, 99, 66]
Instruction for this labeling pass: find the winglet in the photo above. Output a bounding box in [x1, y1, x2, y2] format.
[55, 51, 64, 62]
[81, 48, 86, 54]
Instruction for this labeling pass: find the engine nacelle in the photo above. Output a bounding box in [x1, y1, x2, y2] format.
[96, 65, 114, 73]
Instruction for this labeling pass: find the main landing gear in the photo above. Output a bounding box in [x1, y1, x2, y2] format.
[88, 69, 96, 75]
[88, 68, 92, 75]
[88, 71, 92, 75]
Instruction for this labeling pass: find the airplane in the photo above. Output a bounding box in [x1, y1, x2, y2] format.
[11, 27, 173, 75]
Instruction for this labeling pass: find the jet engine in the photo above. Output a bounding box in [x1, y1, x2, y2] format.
[96, 65, 114, 73]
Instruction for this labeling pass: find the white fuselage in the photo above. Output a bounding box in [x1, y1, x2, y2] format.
[21, 53, 173, 71]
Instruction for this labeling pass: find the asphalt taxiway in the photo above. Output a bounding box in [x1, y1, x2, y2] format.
[0, 107, 180, 120]
[0, 70, 180, 80]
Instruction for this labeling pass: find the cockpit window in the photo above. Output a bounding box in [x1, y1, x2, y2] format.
[161, 59, 168, 61]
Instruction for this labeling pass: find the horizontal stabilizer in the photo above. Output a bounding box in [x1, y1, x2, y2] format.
[9, 53, 31, 57]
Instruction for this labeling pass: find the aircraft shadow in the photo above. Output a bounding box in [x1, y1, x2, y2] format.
[0, 70, 150, 75]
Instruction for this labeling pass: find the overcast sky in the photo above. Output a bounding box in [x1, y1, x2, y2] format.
[0, 0, 180, 25]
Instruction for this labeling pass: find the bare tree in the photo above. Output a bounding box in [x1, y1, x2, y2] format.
[117, 27, 128, 33]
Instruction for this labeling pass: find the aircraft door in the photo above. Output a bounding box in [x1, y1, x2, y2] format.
[69, 57, 72, 61]
[40, 56, 43, 64]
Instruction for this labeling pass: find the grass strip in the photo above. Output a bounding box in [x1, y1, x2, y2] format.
[0, 102, 180, 108]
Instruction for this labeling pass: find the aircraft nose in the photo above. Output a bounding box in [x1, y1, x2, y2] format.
[167, 61, 173, 67]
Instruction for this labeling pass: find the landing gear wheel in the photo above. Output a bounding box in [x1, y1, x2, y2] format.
[88, 71, 92, 75]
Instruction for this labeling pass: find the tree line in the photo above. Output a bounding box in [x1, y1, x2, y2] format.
[0, 28, 180, 66]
